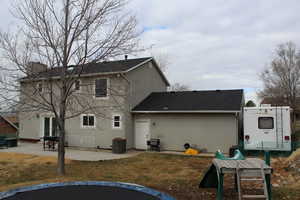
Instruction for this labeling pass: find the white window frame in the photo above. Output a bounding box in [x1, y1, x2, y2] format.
[74, 80, 81, 92]
[112, 114, 122, 129]
[94, 78, 109, 99]
[81, 114, 96, 128]
[258, 117, 274, 130]
[41, 115, 56, 138]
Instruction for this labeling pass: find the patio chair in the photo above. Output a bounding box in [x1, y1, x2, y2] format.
[147, 138, 160, 152]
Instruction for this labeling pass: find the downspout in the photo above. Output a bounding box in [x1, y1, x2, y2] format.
[235, 112, 239, 146]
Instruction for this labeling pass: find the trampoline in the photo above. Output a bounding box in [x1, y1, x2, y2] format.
[0, 181, 175, 200]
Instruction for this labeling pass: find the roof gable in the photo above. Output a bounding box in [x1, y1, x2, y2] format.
[132, 89, 244, 112]
[0, 114, 18, 130]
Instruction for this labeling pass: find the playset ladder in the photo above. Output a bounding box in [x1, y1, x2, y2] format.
[236, 163, 269, 200]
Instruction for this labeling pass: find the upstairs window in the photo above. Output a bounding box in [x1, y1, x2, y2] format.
[95, 79, 107, 98]
[37, 83, 43, 93]
[74, 80, 80, 91]
[81, 114, 95, 128]
[258, 117, 274, 129]
[112, 115, 122, 129]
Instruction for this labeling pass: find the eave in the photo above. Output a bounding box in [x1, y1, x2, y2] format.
[131, 110, 241, 114]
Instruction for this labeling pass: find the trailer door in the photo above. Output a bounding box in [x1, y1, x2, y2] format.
[257, 116, 277, 149]
[244, 107, 291, 151]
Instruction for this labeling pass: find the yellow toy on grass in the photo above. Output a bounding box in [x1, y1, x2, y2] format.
[184, 148, 199, 155]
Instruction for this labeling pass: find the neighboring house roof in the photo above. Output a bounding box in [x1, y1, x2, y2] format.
[261, 97, 300, 112]
[132, 89, 244, 113]
[0, 113, 19, 130]
[260, 97, 287, 106]
[20, 57, 170, 86]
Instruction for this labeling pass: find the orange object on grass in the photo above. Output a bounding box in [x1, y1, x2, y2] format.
[184, 148, 199, 155]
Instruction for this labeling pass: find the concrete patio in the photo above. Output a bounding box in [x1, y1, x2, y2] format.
[0, 142, 141, 161]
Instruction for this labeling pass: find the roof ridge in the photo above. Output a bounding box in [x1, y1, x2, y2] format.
[48, 57, 153, 68]
[133, 89, 244, 112]
[100, 56, 152, 63]
[153, 89, 243, 94]
[20, 57, 154, 81]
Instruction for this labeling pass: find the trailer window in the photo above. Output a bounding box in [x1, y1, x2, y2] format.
[258, 117, 274, 129]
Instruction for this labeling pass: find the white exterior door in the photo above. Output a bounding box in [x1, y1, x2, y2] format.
[135, 120, 150, 150]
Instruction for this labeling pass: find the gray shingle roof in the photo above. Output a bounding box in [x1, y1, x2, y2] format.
[132, 89, 244, 112]
[22, 57, 152, 80]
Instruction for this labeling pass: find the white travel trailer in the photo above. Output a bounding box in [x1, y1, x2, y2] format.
[243, 106, 292, 151]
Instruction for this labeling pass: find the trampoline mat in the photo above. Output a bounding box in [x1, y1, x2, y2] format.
[3, 185, 161, 200]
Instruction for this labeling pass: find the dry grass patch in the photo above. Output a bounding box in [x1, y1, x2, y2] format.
[1, 151, 299, 199]
[0, 152, 71, 165]
[0, 152, 213, 199]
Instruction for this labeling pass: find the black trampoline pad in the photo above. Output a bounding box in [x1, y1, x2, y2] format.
[3, 185, 161, 200]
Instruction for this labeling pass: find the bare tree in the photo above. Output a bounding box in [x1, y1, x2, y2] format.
[0, 0, 140, 175]
[152, 52, 170, 72]
[245, 100, 256, 107]
[259, 41, 300, 131]
[151, 53, 190, 91]
[169, 82, 190, 91]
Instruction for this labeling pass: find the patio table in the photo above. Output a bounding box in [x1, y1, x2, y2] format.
[43, 136, 59, 151]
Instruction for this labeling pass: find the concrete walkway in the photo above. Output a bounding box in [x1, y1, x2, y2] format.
[161, 151, 215, 157]
[0, 142, 141, 161]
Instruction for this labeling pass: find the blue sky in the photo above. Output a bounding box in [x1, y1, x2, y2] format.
[1, 0, 300, 104]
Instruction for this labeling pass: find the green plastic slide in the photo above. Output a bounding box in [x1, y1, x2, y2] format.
[215, 149, 245, 160]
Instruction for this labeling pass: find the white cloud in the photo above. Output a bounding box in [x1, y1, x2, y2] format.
[245, 90, 260, 105]
[128, 0, 300, 100]
[1, 0, 300, 101]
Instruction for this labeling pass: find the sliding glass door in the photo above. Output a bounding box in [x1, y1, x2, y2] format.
[43, 117, 57, 137]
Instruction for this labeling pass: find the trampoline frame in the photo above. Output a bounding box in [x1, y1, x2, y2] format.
[0, 181, 175, 200]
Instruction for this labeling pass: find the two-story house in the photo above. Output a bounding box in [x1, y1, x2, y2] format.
[19, 57, 243, 152]
[19, 57, 169, 149]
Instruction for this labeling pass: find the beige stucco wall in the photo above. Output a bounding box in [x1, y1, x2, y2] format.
[125, 61, 168, 148]
[65, 73, 128, 148]
[125, 61, 168, 108]
[19, 111, 42, 139]
[19, 74, 128, 147]
[65, 111, 125, 148]
[134, 113, 238, 153]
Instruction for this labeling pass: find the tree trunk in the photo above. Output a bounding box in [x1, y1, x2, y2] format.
[57, 0, 69, 176]
[57, 117, 66, 175]
[57, 96, 66, 175]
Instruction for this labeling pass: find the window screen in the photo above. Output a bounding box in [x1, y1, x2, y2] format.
[44, 117, 50, 137]
[83, 116, 89, 126]
[113, 115, 121, 128]
[258, 117, 274, 129]
[75, 80, 80, 91]
[89, 116, 95, 126]
[38, 83, 43, 92]
[95, 79, 107, 97]
[52, 118, 57, 136]
[82, 115, 95, 127]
